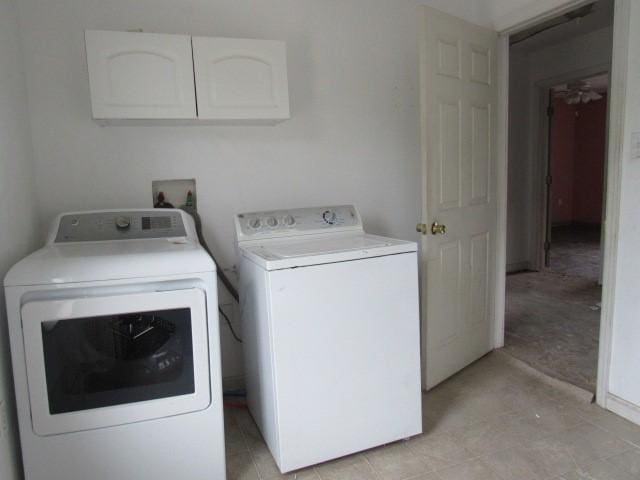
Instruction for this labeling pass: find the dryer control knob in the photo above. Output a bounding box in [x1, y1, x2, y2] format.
[248, 218, 261, 229]
[115, 216, 131, 230]
[322, 210, 337, 225]
[283, 215, 296, 226]
[266, 216, 278, 227]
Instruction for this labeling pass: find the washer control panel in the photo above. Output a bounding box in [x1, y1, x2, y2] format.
[54, 210, 187, 243]
[236, 205, 362, 240]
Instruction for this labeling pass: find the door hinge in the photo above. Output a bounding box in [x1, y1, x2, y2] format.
[547, 105, 555, 117]
[545, 175, 553, 186]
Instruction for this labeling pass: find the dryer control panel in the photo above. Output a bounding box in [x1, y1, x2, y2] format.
[53, 210, 187, 243]
[236, 205, 363, 242]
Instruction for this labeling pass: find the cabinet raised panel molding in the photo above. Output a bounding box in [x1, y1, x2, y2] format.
[85, 30, 197, 120]
[192, 37, 290, 121]
[85, 30, 290, 124]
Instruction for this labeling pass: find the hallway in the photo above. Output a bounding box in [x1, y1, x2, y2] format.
[504, 226, 602, 392]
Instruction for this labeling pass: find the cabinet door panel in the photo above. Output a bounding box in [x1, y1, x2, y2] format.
[192, 37, 290, 121]
[85, 30, 197, 119]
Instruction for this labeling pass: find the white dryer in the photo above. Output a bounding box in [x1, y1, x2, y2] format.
[4, 209, 225, 480]
[235, 205, 422, 473]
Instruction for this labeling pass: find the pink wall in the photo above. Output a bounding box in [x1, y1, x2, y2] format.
[573, 95, 607, 224]
[550, 99, 577, 225]
[550, 94, 607, 226]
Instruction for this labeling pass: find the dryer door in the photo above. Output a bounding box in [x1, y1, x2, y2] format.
[21, 288, 211, 436]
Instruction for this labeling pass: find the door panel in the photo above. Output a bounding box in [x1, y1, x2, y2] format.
[470, 232, 490, 328]
[437, 38, 461, 79]
[439, 100, 462, 209]
[470, 45, 491, 85]
[420, 6, 498, 389]
[427, 241, 462, 348]
[471, 104, 491, 204]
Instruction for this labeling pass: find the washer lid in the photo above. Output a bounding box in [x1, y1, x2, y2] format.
[240, 233, 417, 270]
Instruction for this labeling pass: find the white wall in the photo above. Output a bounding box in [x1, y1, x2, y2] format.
[506, 26, 613, 271]
[16, 0, 423, 383]
[12, 0, 517, 383]
[607, 0, 640, 413]
[0, 0, 40, 478]
[11, 0, 584, 381]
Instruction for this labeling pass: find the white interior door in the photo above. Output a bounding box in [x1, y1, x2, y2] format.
[418, 6, 498, 389]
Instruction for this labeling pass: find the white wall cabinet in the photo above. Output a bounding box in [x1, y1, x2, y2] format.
[85, 30, 197, 120]
[192, 37, 290, 122]
[85, 30, 290, 124]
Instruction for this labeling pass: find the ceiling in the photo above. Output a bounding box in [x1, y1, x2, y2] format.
[511, 0, 613, 53]
[552, 72, 609, 94]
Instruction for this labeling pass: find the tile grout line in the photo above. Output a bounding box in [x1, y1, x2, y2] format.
[233, 410, 263, 479]
[360, 453, 384, 480]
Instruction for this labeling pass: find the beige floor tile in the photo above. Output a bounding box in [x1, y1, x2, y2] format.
[364, 442, 432, 480]
[233, 409, 266, 449]
[422, 409, 483, 436]
[402, 474, 439, 480]
[223, 353, 640, 480]
[226, 421, 249, 457]
[558, 458, 636, 480]
[315, 453, 379, 480]
[574, 402, 640, 448]
[406, 432, 477, 471]
[227, 452, 260, 480]
[451, 414, 527, 456]
[482, 448, 537, 480]
[246, 441, 322, 479]
[448, 387, 521, 420]
[557, 422, 633, 466]
[251, 444, 284, 479]
[423, 388, 484, 431]
[435, 458, 500, 480]
[605, 448, 640, 477]
[262, 466, 320, 480]
[518, 435, 579, 478]
[512, 403, 584, 442]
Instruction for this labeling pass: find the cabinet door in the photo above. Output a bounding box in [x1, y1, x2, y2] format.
[85, 30, 197, 120]
[192, 37, 290, 122]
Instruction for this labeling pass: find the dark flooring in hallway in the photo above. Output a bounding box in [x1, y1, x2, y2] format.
[504, 225, 602, 392]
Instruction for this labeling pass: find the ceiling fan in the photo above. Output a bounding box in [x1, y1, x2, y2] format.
[554, 80, 603, 105]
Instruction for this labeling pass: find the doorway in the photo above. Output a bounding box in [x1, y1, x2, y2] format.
[503, 1, 613, 393]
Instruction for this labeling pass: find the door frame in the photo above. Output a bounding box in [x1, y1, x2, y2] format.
[531, 65, 610, 272]
[493, 0, 629, 408]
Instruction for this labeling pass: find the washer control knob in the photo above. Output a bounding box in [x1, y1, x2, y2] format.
[266, 216, 278, 227]
[115, 216, 131, 230]
[248, 218, 261, 229]
[322, 210, 337, 225]
[283, 215, 296, 226]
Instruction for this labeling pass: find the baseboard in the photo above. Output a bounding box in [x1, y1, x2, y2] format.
[507, 261, 531, 273]
[606, 393, 640, 426]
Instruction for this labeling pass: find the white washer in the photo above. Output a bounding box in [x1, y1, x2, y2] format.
[235, 205, 422, 473]
[4, 209, 225, 480]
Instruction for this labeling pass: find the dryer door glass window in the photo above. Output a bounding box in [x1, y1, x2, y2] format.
[41, 308, 195, 414]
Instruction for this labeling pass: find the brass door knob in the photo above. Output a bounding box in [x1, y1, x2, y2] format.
[416, 223, 428, 234]
[431, 222, 447, 235]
